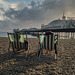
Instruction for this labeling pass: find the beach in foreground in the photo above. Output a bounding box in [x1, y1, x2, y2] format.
[0, 37, 75, 75]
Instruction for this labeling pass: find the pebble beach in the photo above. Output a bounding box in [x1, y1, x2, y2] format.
[0, 37, 75, 75]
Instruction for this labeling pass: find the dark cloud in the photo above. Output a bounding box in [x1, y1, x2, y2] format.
[0, 8, 5, 12]
[5, 3, 45, 21]
[5, 8, 19, 19]
[31, 1, 36, 7]
[41, 0, 66, 10]
[0, 0, 75, 32]
[5, 0, 75, 22]
[42, 0, 75, 11]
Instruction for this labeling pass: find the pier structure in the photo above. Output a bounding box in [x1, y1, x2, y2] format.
[14, 28, 75, 39]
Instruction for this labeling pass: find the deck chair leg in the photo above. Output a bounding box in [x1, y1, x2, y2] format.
[25, 44, 30, 58]
[45, 50, 48, 55]
[8, 43, 10, 53]
[25, 53, 28, 58]
[55, 53, 57, 59]
[26, 49, 29, 57]
[24, 50, 28, 58]
[28, 44, 30, 54]
[8, 43, 10, 58]
[37, 49, 43, 58]
[24, 50, 26, 58]
[50, 51, 53, 56]
[37, 50, 40, 58]
[55, 48, 57, 59]
[54, 43, 58, 59]
[38, 51, 41, 58]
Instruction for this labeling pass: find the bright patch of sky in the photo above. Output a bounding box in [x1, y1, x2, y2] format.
[26, 0, 40, 3]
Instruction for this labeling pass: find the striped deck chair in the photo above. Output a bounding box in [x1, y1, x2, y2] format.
[8, 33, 28, 58]
[37, 34, 58, 59]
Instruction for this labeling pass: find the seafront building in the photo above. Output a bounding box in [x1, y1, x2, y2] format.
[41, 13, 75, 29]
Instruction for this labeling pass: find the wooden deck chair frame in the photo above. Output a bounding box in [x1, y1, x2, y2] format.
[7, 33, 29, 58]
[37, 33, 58, 60]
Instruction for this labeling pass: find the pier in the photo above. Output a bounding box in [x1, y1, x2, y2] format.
[14, 28, 75, 39]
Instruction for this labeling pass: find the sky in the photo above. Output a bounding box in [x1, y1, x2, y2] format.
[0, 0, 75, 32]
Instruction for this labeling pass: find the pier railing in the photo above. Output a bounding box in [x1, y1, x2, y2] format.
[54, 32, 75, 39]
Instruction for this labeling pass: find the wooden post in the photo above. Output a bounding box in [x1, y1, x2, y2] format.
[62, 32, 64, 39]
[68, 32, 69, 39]
[71, 32, 72, 39]
[26, 32, 27, 41]
[59, 32, 60, 39]
[73, 32, 74, 39]
[74, 32, 75, 39]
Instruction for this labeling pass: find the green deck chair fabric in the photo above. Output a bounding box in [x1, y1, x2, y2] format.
[9, 33, 25, 50]
[19, 34, 24, 43]
[19, 34, 25, 49]
[39, 34, 55, 51]
[9, 34, 15, 42]
[54, 35, 58, 44]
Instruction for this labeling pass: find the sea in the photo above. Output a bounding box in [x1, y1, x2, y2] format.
[0, 32, 37, 38]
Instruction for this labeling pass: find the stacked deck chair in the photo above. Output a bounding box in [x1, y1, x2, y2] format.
[37, 31, 58, 60]
[8, 33, 29, 59]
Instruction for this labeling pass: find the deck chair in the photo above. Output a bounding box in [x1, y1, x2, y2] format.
[8, 33, 29, 58]
[37, 33, 58, 60]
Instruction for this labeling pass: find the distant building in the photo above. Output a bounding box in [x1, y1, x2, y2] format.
[29, 28, 38, 31]
[13, 28, 19, 32]
[41, 12, 75, 29]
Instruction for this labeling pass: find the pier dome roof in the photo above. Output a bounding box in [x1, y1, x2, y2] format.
[48, 20, 62, 25]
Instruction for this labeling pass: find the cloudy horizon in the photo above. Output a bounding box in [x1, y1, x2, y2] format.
[0, 0, 75, 32]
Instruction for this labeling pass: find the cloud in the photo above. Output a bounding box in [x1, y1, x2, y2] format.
[3, 0, 26, 3]
[10, 1, 31, 10]
[0, 0, 10, 11]
[5, 1, 45, 21]
[5, 0, 75, 22]
[0, 0, 75, 32]
[41, 0, 75, 13]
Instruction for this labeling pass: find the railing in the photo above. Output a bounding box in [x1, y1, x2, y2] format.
[54, 32, 75, 39]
